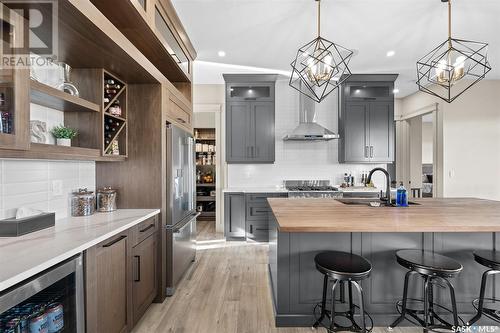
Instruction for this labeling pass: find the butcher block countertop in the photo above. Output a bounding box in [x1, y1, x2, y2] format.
[268, 198, 500, 233]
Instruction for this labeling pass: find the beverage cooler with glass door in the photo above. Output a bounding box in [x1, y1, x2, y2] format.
[0, 255, 84, 333]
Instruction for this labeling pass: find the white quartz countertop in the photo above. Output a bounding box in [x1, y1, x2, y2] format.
[0, 209, 160, 292]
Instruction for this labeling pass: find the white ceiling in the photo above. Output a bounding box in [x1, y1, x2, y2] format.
[172, 0, 500, 97]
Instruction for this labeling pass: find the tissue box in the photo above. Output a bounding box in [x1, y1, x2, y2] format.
[0, 212, 55, 237]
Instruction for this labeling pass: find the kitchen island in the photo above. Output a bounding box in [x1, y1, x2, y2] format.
[268, 198, 500, 326]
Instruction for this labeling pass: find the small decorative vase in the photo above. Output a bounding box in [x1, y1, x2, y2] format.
[56, 63, 80, 97]
[56, 138, 71, 146]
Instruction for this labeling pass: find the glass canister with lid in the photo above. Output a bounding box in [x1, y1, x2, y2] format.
[71, 188, 96, 216]
[97, 187, 117, 212]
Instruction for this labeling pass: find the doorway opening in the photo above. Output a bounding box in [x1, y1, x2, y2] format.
[395, 103, 442, 198]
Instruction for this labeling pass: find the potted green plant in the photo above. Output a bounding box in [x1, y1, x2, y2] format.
[51, 125, 77, 147]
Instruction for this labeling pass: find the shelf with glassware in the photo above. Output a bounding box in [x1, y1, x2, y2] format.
[102, 71, 128, 158]
[195, 128, 216, 220]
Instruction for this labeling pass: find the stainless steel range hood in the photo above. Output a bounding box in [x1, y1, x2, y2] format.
[283, 88, 339, 141]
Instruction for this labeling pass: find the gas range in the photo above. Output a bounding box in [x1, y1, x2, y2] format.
[284, 180, 343, 198]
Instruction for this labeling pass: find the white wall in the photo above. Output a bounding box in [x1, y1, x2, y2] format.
[422, 122, 433, 164]
[399, 80, 500, 200]
[221, 79, 387, 188]
[193, 112, 215, 128]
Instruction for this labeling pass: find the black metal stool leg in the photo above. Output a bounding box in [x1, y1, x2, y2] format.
[423, 276, 430, 332]
[348, 280, 356, 322]
[330, 280, 339, 331]
[442, 277, 459, 327]
[352, 281, 366, 333]
[389, 270, 414, 329]
[468, 270, 500, 325]
[428, 278, 435, 326]
[313, 274, 329, 328]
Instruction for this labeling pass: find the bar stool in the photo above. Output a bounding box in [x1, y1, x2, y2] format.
[312, 251, 373, 333]
[389, 250, 464, 331]
[468, 250, 500, 325]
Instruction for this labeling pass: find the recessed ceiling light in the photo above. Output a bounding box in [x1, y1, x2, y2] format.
[393, 88, 400, 94]
[218, 50, 226, 57]
[386, 50, 396, 57]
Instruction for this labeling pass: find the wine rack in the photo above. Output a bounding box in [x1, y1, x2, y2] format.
[102, 71, 127, 157]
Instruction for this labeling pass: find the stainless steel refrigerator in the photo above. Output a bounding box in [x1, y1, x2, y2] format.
[165, 123, 198, 296]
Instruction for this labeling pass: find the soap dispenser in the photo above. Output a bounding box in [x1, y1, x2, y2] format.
[396, 182, 408, 207]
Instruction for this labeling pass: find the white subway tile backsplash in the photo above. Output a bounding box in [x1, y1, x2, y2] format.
[0, 159, 95, 220]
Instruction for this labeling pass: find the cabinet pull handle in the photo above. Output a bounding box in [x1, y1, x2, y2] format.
[139, 224, 155, 233]
[250, 225, 253, 234]
[370, 146, 374, 158]
[134, 255, 141, 282]
[176, 117, 186, 124]
[255, 209, 268, 214]
[365, 146, 369, 158]
[102, 235, 126, 248]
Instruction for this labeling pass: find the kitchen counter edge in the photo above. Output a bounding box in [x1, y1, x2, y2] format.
[0, 209, 160, 292]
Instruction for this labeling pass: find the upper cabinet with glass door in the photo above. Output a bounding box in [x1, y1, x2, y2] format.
[90, 0, 196, 102]
[0, 3, 30, 150]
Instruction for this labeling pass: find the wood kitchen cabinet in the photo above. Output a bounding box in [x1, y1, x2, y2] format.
[131, 218, 159, 325]
[339, 74, 397, 164]
[86, 232, 131, 333]
[85, 216, 159, 332]
[0, 4, 30, 151]
[224, 74, 276, 164]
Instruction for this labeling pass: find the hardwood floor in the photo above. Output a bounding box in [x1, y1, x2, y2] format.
[132, 220, 419, 333]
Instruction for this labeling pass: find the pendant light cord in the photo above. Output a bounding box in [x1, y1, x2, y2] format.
[317, 0, 321, 37]
[448, 0, 452, 48]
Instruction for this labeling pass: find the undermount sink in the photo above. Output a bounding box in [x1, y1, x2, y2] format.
[335, 198, 420, 206]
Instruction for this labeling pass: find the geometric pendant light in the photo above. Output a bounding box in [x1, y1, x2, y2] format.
[289, 0, 353, 103]
[416, 0, 491, 103]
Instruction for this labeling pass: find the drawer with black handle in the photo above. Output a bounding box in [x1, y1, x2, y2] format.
[132, 216, 159, 246]
[246, 220, 270, 242]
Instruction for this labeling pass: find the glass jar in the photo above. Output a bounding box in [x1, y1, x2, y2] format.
[71, 188, 95, 216]
[97, 187, 117, 212]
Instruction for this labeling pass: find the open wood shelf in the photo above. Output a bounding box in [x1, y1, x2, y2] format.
[197, 183, 215, 187]
[30, 80, 101, 113]
[104, 112, 126, 122]
[0, 143, 125, 161]
[196, 196, 216, 202]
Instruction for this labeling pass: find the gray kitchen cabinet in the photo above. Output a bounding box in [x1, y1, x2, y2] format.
[224, 74, 277, 164]
[369, 101, 394, 162]
[224, 192, 287, 241]
[224, 193, 246, 239]
[339, 74, 397, 164]
[343, 102, 370, 163]
[226, 102, 251, 162]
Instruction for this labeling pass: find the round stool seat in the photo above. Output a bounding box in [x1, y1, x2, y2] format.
[396, 250, 462, 277]
[315, 251, 372, 281]
[473, 250, 500, 270]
